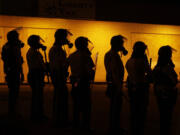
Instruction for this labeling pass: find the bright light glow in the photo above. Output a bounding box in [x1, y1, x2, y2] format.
[0, 15, 180, 83]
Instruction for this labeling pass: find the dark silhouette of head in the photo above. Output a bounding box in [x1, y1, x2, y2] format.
[75, 36, 90, 50]
[158, 45, 172, 59]
[7, 30, 19, 41]
[54, 29, 73, 48]
[110, 35, 128, 55]
[157, 45, 175, 67]
[7, 30, 24, 47]
[131, 41, 147, 58]
[28, 35, 46, 51]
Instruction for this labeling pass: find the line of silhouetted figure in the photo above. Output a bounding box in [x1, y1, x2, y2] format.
[0, 29, 178, 135]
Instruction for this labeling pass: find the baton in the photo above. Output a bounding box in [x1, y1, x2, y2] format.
[150, 58, 152, 68]
[90, 52, 99, 89]
[43, 50, 50, 83]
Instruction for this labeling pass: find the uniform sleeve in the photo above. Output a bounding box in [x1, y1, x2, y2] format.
[111, 55, 124, 85]
[144, 56, 152, 82]
[144, 56, 152, 74]
[39, 52, 46, 70]
[1, 46, 8, 74]
[64, 56, 70, 75]
[152, 66, 159, 84]
[104, 52, 124, 86]
[166, 66, 178, 86]
[89, 56, 95, 68]
[1, 46, 7, 62]
[86, 56, 95, 80]
[104, 53, 112, 82]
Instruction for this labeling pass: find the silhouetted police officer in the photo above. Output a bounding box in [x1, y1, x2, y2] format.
[1, 30, 24, 117]
[27, 35, 47, 122]
[67, 36, 95, 131]
[104, 35, 128, 134]
[49, 29, 73, 127]
[126, 41, 151, 135]
[153, 45, 178, 135]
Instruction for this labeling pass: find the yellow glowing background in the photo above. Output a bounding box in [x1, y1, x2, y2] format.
[0, 15, 180, 83]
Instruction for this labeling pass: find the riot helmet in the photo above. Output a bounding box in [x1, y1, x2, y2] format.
[110, 35, 128, 55]
[54, 29, 73, 48]
[27, 35, 46, 50]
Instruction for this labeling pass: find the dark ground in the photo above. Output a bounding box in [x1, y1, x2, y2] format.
[0, 83, 180, 135]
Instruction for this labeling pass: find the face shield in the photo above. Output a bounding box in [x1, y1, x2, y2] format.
[28, 35, 47, 51]
[111, 35, 128, 56]
[54, 29, 73, 48]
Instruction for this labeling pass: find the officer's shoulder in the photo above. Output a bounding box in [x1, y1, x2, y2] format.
[69, 51, 78, 58]
[105, 50, 113, 57]
[49, 46, 56, 52]
[125, 58, 131, 66]
[2, 43, 10, 50]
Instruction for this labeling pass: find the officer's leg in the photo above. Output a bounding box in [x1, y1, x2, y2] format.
[156, 96, 171, 135]
[37, 85, 44, 119]
[159, 100, 169, 135]
[61, 83, 69, 124]
[52, 76, 64, 125]
[160, 100, 175, 135]
[51, 74, 60, 124]
[72, 85, 80, 128]
[30, 76, 42, 121]
[82, 87, 92, 129]
[7, 74, 20, 116]
[129, 92, 138, 135]
[72, 96, 80, 128]
[31, 85, 36, 120]
[110, 92, 123, 132]
[129, 89, 143, 135]
[52, 85, 61, 124]
[54, 82, 68, 126]
[52, 86, 57, 120]
[8, 86, 15, 115]
[135, 102, 147, 135]
[136, 89, 149, 135]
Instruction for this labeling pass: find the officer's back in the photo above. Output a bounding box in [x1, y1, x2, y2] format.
[68, 37, 94, 81]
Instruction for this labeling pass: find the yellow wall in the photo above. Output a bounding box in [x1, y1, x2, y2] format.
[0, 15, 180, 83]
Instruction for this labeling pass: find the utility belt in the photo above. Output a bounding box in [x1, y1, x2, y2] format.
[105, 82, 124, 98]
[70, 76, 91, 84]
[127, 77, 149, 88]
[28, 69, 45, 84]
[154, 84, 177, 99]
[70, 76, 91, 97]
[5, 67, 21, 74]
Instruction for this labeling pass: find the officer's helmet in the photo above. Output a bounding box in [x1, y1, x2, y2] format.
[7, 30, 19, 41]
[55, 29, 68, 39]
[158, 45, 172, 58]
[111, 35, 124, 47]
[111, 35, 128, 55]
[28, 35, 41, 48]
[133, 41, 147, 52]
[54, 29, 72, 45]
[75, 36, 89, 50]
